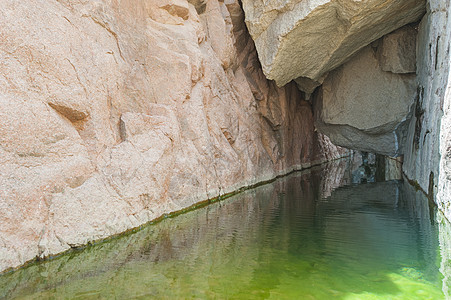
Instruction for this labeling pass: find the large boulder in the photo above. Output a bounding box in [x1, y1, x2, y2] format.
[241, 0, 425, 86]
[314, 45, 416, 156]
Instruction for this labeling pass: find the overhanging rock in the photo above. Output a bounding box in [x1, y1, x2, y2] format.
[242, 0, 425, 86]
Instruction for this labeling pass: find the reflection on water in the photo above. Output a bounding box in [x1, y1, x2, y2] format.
[0, 159, 448, 299]
[439, 213, 451, 299]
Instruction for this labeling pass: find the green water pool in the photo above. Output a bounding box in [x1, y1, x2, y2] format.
[0, 161, 447, 299]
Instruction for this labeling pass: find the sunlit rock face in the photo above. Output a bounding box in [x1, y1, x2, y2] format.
[241, 0, 426, 87]
[0, 0, 346, 273]
[314, 33, 416, 156]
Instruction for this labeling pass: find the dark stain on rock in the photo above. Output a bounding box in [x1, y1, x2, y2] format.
[413, 86, 425, 151]
[435, 35, 440, 71]
[428, 171, 434, 200]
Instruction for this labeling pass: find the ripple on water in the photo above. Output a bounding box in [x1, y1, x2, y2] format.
[0, 161, 447, 299]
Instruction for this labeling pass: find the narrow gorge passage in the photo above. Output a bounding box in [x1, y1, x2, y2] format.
[1, 0, 451, 298]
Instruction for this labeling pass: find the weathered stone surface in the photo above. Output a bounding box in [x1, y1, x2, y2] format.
[384, 156, 404, 181]
[241, 0, 426, 86]
[0, 160, 371, 298]
[0, 0, 346, 273]
[314, 45, 416, 156]
[377, 25, 418, 74]
[403, 0, 451, 222]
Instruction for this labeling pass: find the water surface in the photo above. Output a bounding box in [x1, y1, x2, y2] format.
[0, 160, 446, 299]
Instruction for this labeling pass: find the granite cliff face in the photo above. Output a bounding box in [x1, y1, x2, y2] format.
[0, 0, 345, 272]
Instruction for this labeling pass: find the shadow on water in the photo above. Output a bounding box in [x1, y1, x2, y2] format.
[0, 157, 447, 299]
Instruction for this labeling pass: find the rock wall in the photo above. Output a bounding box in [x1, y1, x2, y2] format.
[438, 212, 451, 298]
[0, 0, 345, 273]
[403, 0, 451, 221]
